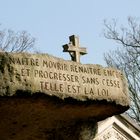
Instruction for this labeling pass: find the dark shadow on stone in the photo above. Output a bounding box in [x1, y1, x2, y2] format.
[0, 91, 129, 140]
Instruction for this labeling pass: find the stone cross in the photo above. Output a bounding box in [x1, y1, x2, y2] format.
[63, 35, 87, 63]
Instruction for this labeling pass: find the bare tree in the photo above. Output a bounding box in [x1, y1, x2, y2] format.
[0, 26, 35, 52]
[103, 17, 140, 125]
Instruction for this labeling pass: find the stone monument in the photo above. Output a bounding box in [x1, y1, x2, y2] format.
[0, 35, 130, 140]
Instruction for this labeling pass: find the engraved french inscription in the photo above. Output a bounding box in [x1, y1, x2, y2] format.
[0, 52, 129, 106]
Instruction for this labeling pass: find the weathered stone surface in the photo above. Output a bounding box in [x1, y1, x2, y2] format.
[0, 52, 130, 140]
[0, 52, 129, 105]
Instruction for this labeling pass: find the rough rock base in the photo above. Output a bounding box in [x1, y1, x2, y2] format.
[0, 92, 129, 140]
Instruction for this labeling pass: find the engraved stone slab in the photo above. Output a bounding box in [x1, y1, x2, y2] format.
[0, 52, 129, 118]
[0, 52, 129, 106]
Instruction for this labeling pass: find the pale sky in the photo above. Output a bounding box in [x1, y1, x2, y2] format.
[0, 0, 140, 65]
